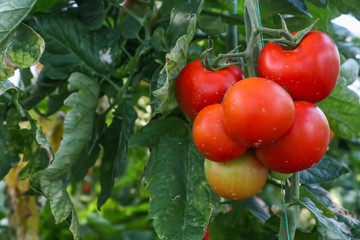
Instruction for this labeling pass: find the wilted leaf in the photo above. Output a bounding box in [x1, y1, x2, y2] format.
[152, 1, 203, 114]
[36, 72, 99, 240]
[0, 23, 44, 80]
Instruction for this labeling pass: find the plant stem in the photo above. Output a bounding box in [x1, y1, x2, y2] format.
[280, 173, 299, 240]
[256, 26, 294, 41]
[243, 0, 262, 77]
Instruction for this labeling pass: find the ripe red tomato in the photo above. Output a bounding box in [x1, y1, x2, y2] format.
[255, 101, 330, 174]
[193, 104, 248, 162]
[258, 30, 340, 103]
[175, 59, 245, 119]
[82, 183, 91, 194]
[222, 77, 295, 147]
[204, 151, 268, 200]
[202, 227, 210, 240]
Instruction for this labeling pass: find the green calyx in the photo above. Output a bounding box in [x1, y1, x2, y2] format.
[269, 15, 319, 49]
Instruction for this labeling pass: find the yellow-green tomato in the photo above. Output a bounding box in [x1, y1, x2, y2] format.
[204, 151, 268, 200]
[269, 169, 293, 181]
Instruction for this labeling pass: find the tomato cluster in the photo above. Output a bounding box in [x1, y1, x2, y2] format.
[175, 30, 339, 200]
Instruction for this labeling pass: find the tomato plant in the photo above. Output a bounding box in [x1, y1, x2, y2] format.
[255, 101, 330, 173]
[175, 58, 245, 119]
[204, 151, 268, 200]
[193, 104, 248, 162]
[258, 30, 340, 103]
[222, 77, 295, 147]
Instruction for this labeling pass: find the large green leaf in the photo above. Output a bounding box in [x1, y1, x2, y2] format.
[294, 197, 348, 240]
[0, 23, 44, 80]
[208, 208, 265, 240]
[31, 14, 122, 80]
[317, 59, 360, 139]
[152, 1, 203, 114]
[130, 118, 219, 240]
[329, 0, 360, 20]
[97, 96, 137, 209]
[235, 197, 270, 223]
[299, 155, 350, 184]
[74, 0, 105, 30]
[0, 0, 37, 42]
[36, 72, 99, 240]
[299, 186, 335, 218]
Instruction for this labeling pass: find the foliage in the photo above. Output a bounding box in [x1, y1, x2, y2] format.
[0, 0, 360, 239]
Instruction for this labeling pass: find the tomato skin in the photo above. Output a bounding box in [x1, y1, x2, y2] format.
[255, 101, 330, 174]
[175, 59, 245, 119]
[202, 227, 210, 240]
[204, 151, 268, 200]
[82, 183, 91, 194]
[222, 77, 295, 147]
[258, 30, 340, 103]
[193, 104, 248, 162]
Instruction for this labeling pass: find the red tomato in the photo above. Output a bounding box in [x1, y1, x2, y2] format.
[175, 59, 245, 119]
[255, 101, 330, 173]
[82, 183, 91, 194]
[222, 77, 295, 147]
[193, 104, 248, 162]
[204, 151, 268, 200]
[258, 30, 340, 103]
[202, 227, 210, 240]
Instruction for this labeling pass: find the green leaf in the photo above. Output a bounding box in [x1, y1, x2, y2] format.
[235, 197, 270, 223]
[299, 186, 335, 218]
[131, 118, 219, 240]
[197, 14, 226, 36]
[0, 23, 44, 80]
[337, 58, 359, 86]
[294, 198, 348, 240]
[0, 0, 37, 42]
[74, 0, 105, 30]
[208, 208, 265, 240]
[307, 0, 328, 8]
[39, 72, 99, 180]
[204, 0, 233, 11]
[36, 72, 99, 240]
[329, 0, 360, 20]
[317, 59, 360, 139]
[287, 0, 308, 14]
[97, 97, 137, 209]
[0, 81, 39, 180]
[152, 1, 203, 114]
[18, 128, 54, 180]
[31, 0, 69, 13]
[31, 14, 122, 80]
[299, 155, 350, 184]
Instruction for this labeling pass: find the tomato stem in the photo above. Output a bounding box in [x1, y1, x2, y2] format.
[281, 172, 299, 240]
